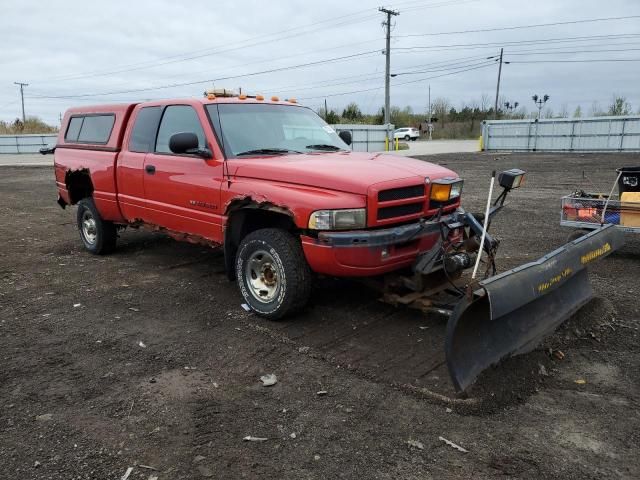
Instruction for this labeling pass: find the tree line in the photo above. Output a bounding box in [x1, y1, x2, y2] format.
[318, 94, 638, 139]
[0, 94, 635, 136]
[0, 117, 58, 135]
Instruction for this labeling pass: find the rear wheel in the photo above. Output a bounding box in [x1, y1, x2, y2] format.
[76, 198, 117, 254]
[404, 135, 410, 141]
[235, 228, 311, 319]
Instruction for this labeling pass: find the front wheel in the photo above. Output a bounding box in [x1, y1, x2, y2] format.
[235, 228, 312, 319]
[404, 135, 410, 141]
[76, 198, 117, 254]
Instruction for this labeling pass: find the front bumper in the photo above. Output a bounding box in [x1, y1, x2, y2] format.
[300, 214, 462, 277]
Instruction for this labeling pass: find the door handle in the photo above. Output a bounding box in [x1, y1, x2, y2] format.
[145, 164, 156, 174]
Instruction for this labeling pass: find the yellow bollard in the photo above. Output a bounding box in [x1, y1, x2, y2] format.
[385, 137, 389, 151]
[395, 137, 399, 151]
[478, 135, 484, 151]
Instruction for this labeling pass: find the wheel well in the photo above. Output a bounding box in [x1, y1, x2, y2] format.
[224, 207, 297, 280]
[65, 169, 94, 204]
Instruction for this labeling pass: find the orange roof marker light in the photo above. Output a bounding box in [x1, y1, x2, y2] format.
[256, 94, 264, 101]
[287, 98, 297, 103]
[271, 96, 279, 102]
[207, 93, 216, 100]
[238, 94, 247, 100]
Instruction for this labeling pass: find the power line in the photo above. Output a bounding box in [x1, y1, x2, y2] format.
[42, 0, 465, 83]
[44, 12, 382, 83]
[29, 50, 381, 99]
[32, 36, 385, 92]
[276, 57, 496, 94]
[0, 99, 20, 110]
[299, 61, 495, 100]
[393, 33, 640, 52]
[502, 42, 640, 54]
[506, 47, 640, 56]
[507, 58, 640, 63]
[26, 57, 496, 105]
[395, 14, 640, 38]
[391, 57, 497, 76]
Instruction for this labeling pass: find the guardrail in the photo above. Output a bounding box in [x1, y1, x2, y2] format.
[482, 116, 640, 152]
[0, 134, 58, 154]
[1, 125, 396, 155]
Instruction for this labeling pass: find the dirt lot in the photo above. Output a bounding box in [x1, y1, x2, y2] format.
[1, 153, 639, 479]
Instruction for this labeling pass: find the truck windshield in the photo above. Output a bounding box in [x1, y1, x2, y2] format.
[206, 103, 349, 158]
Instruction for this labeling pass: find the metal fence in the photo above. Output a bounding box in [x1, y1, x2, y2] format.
[0, 134, 57, 154]
[482, 116, 640, 152]
[1, 125, 394, 155]
[331, 124, 393, 152]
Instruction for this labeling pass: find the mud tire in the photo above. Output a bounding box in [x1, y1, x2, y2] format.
[236, 228, 311, 319]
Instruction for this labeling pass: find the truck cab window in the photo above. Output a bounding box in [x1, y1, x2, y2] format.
[155, 105, 206, 154]
[65, 117, 83, 141]
[65, 114, 114, 144]
[77, 115, 115, 143]
[129, 106, 162, 153]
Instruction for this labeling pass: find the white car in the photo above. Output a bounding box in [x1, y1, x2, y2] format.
[394, 127, 420, 141]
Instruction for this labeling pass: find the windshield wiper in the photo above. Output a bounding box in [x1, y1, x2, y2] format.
[236, 148, 302, 156]
[305, 144, 344, 151]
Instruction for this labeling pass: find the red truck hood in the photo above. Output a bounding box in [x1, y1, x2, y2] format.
[227, 152, 458, 194]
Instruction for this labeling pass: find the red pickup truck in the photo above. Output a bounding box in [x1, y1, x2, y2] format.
[51, 91, 623, 392]
[53, 93, 463, 318]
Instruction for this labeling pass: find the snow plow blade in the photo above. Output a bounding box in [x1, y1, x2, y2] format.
[445, 224, 624, 393]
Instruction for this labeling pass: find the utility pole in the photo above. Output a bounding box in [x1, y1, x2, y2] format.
[493, 48, 503, 119]
[380, 6, 399, 140]
[324, 98, 328, 121]
[428, 84, 432, 140]
[14, 82, 28, 123]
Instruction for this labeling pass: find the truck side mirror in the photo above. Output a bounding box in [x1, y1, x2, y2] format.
[169, 132, 199, 154]
[338, 130, 352, 146]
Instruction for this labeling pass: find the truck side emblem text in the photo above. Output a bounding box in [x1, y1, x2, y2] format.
[189, 200, 217, 209]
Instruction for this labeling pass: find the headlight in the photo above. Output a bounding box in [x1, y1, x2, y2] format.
[430, 178, 463, 202]
[308, 208, 366, 230]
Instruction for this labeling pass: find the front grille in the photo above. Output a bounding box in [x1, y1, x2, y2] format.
[378, 185, 424, 202]
[377, 202, 423, 220]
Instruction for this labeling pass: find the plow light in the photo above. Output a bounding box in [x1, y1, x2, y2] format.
[498, 169, 526, 190]
[205, 88, 238, 98]
[430, 178, 464, 202]
[308, 208, 366, 230]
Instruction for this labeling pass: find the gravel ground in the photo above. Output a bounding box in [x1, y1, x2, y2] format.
[1, 152, 639, 479]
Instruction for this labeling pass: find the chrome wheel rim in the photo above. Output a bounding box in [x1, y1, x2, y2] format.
[81, 210, 97, 245]
[245, 249, 280, 303]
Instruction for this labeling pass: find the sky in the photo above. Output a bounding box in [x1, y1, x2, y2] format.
[1, 0, 639, 125]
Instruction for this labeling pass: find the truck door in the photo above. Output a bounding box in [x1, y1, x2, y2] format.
[117, 105, 163, 222]
[142, 104, 224, 242]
